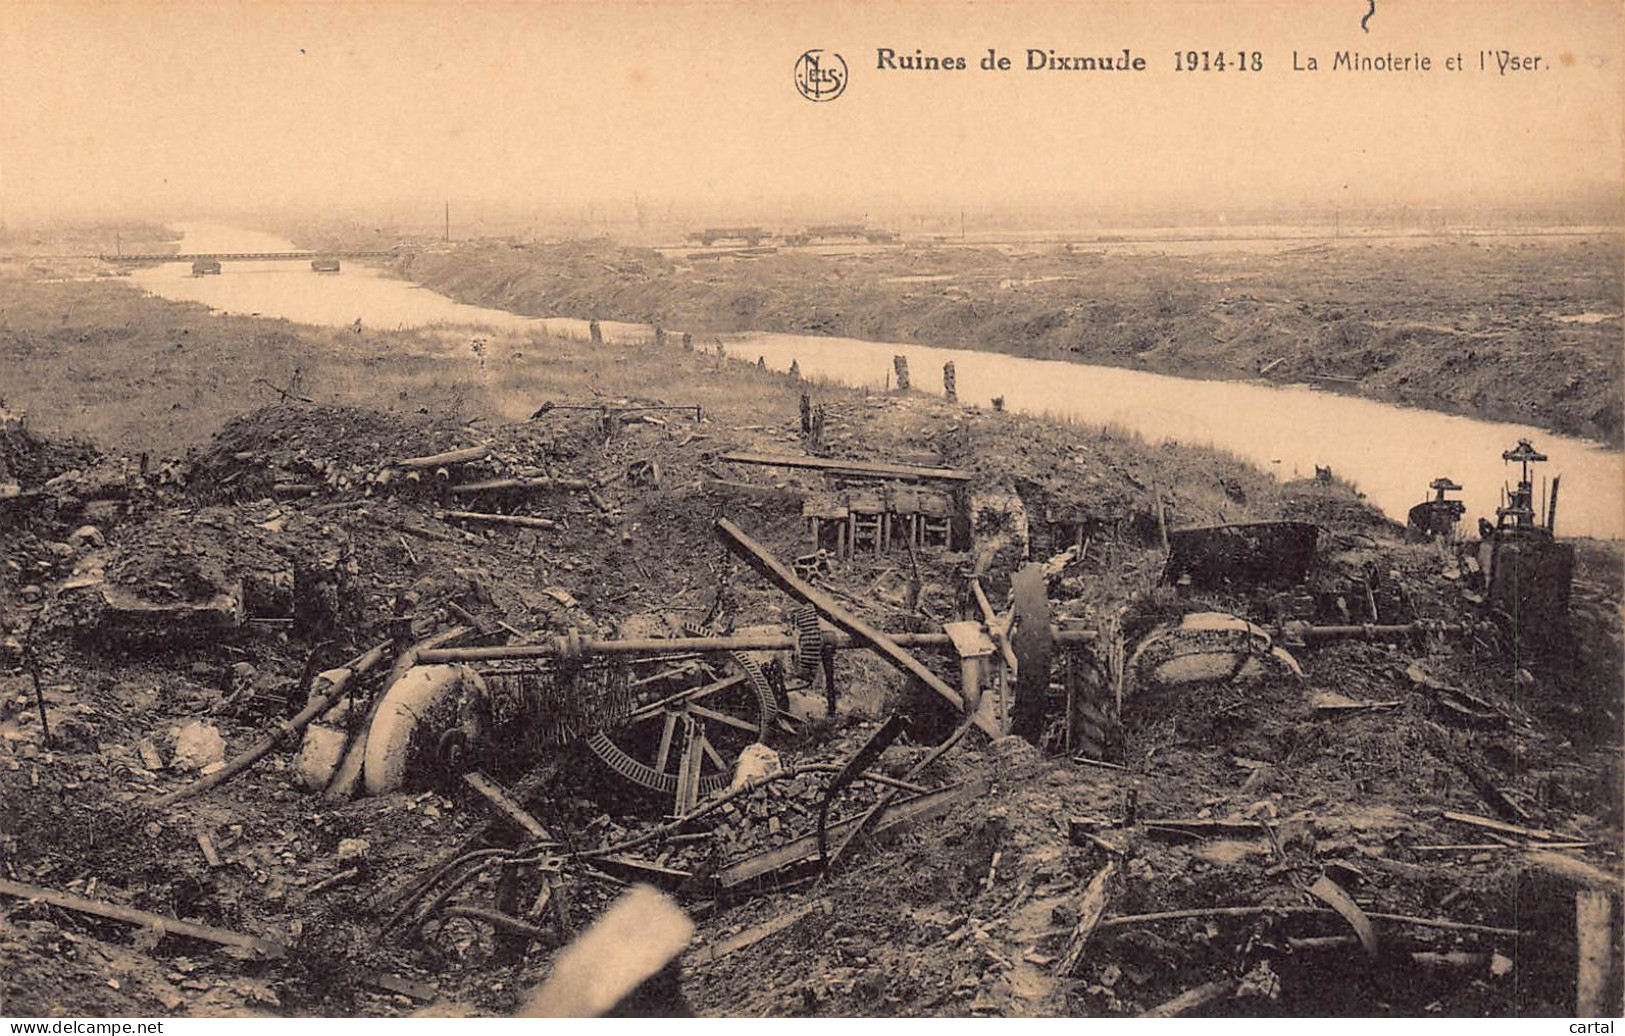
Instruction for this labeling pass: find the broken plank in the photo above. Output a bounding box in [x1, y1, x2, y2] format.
[0, 879, 286, 958]
[1423, 722, 1530, 822]
[306, 867, 361, 896]
[1142, 817, 1280, 837]
[462, 771, 556, 844]
[1139, 977, 1238, 1018]
[827, 717, 978, 874]
[394, 444, 490, 469]
[1066, 816, 1117, 845]
[1102, 904, 1526, 937]
[1413, 842, 1594, 853]
[715, 517, 992, 735]
[1308, 875, 1378, 958]
[1059, 860, 1117, 976]
[1071, 755, 1129, 771]
[1315, 699, 1402, 713]
[587, 855, 694, 891]
[136, 739, 164, 770]
[437, 509, 557, 530]
[716, 451, 971, 482]
[450, 475, 592, 494]
[687, 902, 827, 965]
[196, 833, 222, 868]
[1442, 811, 1573, 842]
[719, 777, 989, 889]
[358, 969, 436, 1002]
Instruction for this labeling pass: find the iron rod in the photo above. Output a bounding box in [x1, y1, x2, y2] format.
[418, 628, 1100, 663]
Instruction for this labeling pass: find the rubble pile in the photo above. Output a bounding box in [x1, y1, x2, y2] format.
[1, 383, 1620, 1020]
[188, 405, 475, 499]
[0, 409, 103, 494]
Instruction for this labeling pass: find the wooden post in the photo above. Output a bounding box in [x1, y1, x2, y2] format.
[1059, 860, 1118, 975]
[1153, 482, 1170, 553]
[674, 717, 700, 817]
[959, 656, 982, 713]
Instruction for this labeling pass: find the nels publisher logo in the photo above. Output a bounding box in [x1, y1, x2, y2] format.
[794, 49, 847, 102]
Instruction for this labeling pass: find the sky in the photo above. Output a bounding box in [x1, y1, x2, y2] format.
[0, 0, 1620, 227]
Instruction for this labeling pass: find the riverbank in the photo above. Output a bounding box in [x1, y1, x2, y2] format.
[0, 271, 1282, 529]
[388, 233, 1624, 447]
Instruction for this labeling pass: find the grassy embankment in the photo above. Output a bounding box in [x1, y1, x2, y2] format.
[385, 234, 1624, 447]
[0, 272, 1285, 534]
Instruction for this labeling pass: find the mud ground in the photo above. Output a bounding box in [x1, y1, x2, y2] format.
[0, 256, 1621, 1018]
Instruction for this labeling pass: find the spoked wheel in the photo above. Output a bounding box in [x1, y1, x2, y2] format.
[585, 648, 776, 809]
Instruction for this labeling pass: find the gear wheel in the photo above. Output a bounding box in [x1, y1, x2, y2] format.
[587, 625, 777, 796]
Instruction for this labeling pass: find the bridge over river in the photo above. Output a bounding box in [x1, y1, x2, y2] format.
[100, 249, 401, 263]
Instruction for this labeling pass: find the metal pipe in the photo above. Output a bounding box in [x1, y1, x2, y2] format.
[418, 627, 1099, 664]
[415, 619, 1484, 665]
[1282, 620, 1481, 642]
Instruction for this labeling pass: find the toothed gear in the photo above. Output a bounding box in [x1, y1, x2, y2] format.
[586, 622, 777, 795]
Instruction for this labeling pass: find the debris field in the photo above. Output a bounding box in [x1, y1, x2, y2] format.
[1, 340, 1621, 1019]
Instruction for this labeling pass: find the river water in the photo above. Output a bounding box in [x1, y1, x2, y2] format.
[131, 223, 1623, 538]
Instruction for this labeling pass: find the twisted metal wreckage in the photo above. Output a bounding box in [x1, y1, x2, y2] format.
[9, 429, 1598, 1015]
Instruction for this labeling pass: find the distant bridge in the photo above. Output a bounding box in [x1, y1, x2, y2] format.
[98, 249, 403, 263]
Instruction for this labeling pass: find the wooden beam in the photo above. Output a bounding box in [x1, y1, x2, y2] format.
[1059, 860, 1117, 976]
[1443, 811, 1578, 842]
[1103, 905, 1524, 937]
[688, 902, 826, 965]
[437, 509, 557, 530]
[450, 476, 592, 494]
[718, 777, 988, 888]
[463, 771, 556, 844]
[718, 451, 971, 483]
[0, 880, 286, 958]
[970, 578, 1020, 677]
[715, 517, 995, 736]
[395, 445, 490, 469]
[1523, 851, 1625, 896]
[586, 855, 694, 891]
[1139, 978, 1237, 1018]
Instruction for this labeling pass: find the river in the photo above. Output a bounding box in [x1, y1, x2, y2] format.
[131, 223, 1624, 539]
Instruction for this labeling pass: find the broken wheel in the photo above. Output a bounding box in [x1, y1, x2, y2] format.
[585, 646, 776, 810]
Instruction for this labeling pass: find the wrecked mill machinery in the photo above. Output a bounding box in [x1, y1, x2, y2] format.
[1477, 438, 1573, 646]
[324, 520, 1107, 816]
[289, 518, 1491, 817]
